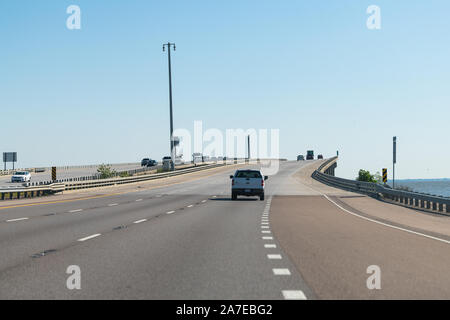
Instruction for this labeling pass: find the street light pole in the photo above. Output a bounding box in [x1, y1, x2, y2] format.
[163, 42, 176, 171]
[393, 136, 397, 189]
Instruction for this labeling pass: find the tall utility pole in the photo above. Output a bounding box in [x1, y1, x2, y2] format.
[163, 42, 176, 171]
[393, 136, 397, 189]
[247, 135, 250, 162]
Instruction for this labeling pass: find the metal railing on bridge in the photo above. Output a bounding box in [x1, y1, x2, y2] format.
[312, 157, 450, 216]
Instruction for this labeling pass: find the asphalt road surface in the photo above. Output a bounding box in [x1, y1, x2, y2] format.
[0, 160, 315, 299]
[0, 159, 449, 299]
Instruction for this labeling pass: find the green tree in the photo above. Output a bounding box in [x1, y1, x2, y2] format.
[356, 169, 377, 183]
[97, 164, 117, 179]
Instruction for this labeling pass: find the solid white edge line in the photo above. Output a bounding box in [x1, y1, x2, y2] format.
[77, 234, 101, 242]
[323, 194, 450, 245]
[6, 217, 29, 222]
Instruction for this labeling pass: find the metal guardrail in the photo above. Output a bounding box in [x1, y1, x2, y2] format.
[64, 163, 227, 191]
[0, 162, 230, 201]
[312, 158, 450, 215]
[0, 183, 65, 201]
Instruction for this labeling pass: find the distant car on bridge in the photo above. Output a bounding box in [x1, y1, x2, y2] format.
[297, 155, 305, 161]
[141, 158, 150, 166]
[146, 159, 158, 167]
[318, 154, 323, 159]
[11, 171, 31, 183]
[306, 150, 314, 160]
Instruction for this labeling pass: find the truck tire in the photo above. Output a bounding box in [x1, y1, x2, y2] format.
[260, 193, 265, 201]
[232, 192, 237, 200]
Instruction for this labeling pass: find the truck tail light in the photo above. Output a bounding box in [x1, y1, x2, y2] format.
[261, 179, 264, 186]
[232, 179, 235, 186]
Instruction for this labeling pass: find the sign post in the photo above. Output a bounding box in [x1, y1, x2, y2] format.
[393, 136, 397, 189]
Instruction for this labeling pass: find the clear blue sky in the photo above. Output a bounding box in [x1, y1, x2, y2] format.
[1, 1, 449, 179]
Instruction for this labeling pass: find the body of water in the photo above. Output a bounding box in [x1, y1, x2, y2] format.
[389, 179, 450, 197]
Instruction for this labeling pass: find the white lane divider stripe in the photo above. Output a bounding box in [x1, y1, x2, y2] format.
[261, 230, 271, 234]
[262, 236, 273, 240]
[135, 199, 143, 202]
[108, 203, 118, 207]
[267, 254, 282, 259]
[6, 217, 29, 222]
[134, 219, 147, 224]
[273, 268, 291, 275]
[69, 209, 83, 213]
[282, 290, 307, 300]
[201, 200, 207, 203]
[261, 226, 269, 229]
[264, 244, 277, 248]
[166, 211, 175, 214]
[77, 234, 101, 242]
[187, 205, 194, 208]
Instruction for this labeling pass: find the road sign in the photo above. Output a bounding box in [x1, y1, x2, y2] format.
[3, 152, 17, 170]
[52, 167, 57, 181]
[382, 168, 387, 183]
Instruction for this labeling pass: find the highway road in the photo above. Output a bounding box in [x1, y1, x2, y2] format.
[0, 160, 449, 299]
[0, 163, 146, 189]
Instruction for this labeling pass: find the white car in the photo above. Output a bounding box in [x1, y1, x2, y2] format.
[11, 171, 31, 183]
[230, 169, 268, 201]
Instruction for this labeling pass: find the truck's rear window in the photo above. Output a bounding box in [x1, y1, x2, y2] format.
[235, 171, 262, 178]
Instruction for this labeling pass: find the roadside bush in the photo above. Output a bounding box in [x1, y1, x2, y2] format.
[97, 164, 117, 179]
[356, 169, 378, 183]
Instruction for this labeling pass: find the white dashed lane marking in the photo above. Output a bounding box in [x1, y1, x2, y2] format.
[77, 234, 101, 242]
[262, 236, 273, 240]
[273, 268, 291, 275]
[69, 209, 83, 213]
[262, 230, 271, 234]
[264, 244, 277, 248]
[187, 205, 194, 208]
[267, 254, 282, 260]
[6, 217, 29, 222]
[133, 219, 147, 224]
[166, 211, 175, 215]
[135, 199, 143, 202]
[282, 290, 307, 300]
[108, 203, 118, 207]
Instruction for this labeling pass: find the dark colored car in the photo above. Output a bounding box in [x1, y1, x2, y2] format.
[141, 158, 150, 166]
[146, 159, 158, 167]
[306, 150, 314, 160]
[318, 154, 324, 159]
[297, 155, 305, 161]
